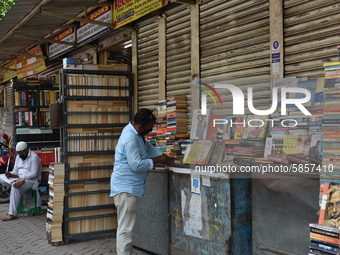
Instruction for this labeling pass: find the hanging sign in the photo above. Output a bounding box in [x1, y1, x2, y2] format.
[77, 6, 112, 46]
[2, 59, 17, 82]
[48, 27, 75, 60]
[113, 0, 167, 29]
[16, 45, 47, 79]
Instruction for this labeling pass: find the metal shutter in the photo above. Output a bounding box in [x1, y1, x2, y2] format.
[137, 17, 159, 111]
[165, 5, 192, 130]
[199, 0, 271, 115]
[284, 0, 340, 78]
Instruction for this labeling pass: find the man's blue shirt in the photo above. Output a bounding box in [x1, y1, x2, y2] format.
[110, 122, 162, 197]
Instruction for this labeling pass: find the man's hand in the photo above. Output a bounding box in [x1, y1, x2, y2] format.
[5, 172, 19, 178]
[13, 179, 25, 188]
[153, 154, 172, 165]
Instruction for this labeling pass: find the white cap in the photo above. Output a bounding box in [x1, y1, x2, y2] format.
[16, 141, 28, 151]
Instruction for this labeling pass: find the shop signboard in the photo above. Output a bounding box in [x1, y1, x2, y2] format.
[113, 0, 167, 29]
[77, 6, 112, 46]
[48, 27, 75, 60]
[16, 45, 47, 79]
[2, 59, 17, 82]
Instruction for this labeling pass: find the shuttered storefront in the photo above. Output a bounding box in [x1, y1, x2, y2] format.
[165, 5, 192, 129]
[284, 0, 340, 78]
[136, 18, 159, 110]
[199, 0, 271, 114]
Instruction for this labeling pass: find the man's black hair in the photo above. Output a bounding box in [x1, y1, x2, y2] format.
[133, 108, 156, 126]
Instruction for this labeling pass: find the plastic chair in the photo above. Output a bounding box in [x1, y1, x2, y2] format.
[17, 189, 41, 215]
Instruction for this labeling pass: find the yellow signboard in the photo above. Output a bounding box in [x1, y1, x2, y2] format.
[113, 0, 167, 29]
[16, 45, 47, 79]
[2, 59, 17, 82]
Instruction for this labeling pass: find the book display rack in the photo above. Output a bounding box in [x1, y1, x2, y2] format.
[60, 69, 132, 244]
[12, 80, 60, 150]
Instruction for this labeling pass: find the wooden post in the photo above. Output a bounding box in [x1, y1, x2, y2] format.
[269, 0, 284, 79]
[131, 30, 138, 114]
[191, 4, 200, 111]
[158, 15, 166, 101]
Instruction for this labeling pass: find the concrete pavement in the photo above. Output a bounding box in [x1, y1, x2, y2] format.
[0, 203, 153, 255]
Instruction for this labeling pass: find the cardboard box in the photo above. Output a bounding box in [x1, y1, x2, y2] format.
[63, 58, 83, 70]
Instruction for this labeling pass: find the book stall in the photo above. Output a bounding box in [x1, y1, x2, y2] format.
[134, 64, 340, 254]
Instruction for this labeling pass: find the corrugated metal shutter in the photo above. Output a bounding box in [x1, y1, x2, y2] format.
[165, 5, 192, 131]
[284, 0, 340, 78]
[199, 0, 270, 115]
[137, 17, 159, 110]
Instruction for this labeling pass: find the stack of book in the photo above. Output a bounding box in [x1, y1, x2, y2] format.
[166, 96, 187, 136]
[157, 100, 167, 129]
[26, 78, 40, 86]
[309, 223, 340, 255]
[233, 140, 265, 161]
[320, 63, 340, 182]
[46, 163, 65, 244]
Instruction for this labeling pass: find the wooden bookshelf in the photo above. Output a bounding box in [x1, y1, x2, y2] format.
[60, 68, 132, 244]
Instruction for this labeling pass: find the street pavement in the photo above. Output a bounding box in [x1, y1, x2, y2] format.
[0, 203, 153, 255]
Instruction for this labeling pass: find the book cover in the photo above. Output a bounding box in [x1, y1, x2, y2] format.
[310, 232, 340, 246]
[241, 115, 269, 140]
[283, 135, 311, 155]
[319, 183, 340, 229]
[205, 115, 226, 140]
[190, 109, 211, 140]
[184, 140, 204, 164]
[234, 117, 246, 139]
[196, 141, 215, 165]
[208, 142, 225, 165]
[310, 239, 340, 255]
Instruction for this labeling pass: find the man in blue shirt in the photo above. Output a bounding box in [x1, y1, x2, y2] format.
[110, 109, 171, 255]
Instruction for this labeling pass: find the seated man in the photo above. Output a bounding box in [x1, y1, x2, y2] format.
[0, 141, 41, 221]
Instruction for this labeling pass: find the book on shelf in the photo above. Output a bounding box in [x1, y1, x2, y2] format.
[195, 140, 215, 165]
[190, 109, 211, 140]
[241, 115, 269, 140]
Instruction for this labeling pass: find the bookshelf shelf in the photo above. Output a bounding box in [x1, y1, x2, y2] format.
[66, 204, 115, 212]
[13, 85, 58, 90]
[67, 213, 116, 222]
[61, 68, 132, 244]
[64, 96, 130, 100]
[14, 106, 52, 109]
[67, 177, 111, 184]
[64, 124, 126, 128]
[64, 150, 115, 156]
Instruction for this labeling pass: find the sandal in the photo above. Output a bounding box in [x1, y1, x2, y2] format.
[2, 214, 17, 221]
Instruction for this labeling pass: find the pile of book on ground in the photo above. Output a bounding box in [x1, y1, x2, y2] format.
[46, 163, 65, 244]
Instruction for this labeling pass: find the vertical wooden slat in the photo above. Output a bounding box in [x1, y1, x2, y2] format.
[158, 15, 166, 101]
[270, 0, 284, 79]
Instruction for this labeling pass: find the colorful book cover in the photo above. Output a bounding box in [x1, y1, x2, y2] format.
[241, 115, 269, 140]
[205, 115, 226, 140]
[184, 140, 204, 164]
[196, 141, 215, 165]
[190, 109, 211, 140]
[318, 182, 340, 229]
[283, 135, 311, 155]
[234, 117, 246, 140]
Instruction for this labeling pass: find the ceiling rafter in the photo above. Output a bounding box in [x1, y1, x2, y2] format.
[41, 2, 112, 10]
[13, 33, 76, 46]
[170, 0, 196, 4]
[15, 24, 75, 33]
[41, 10, 113, 27]
[0, 50, 47, 59]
